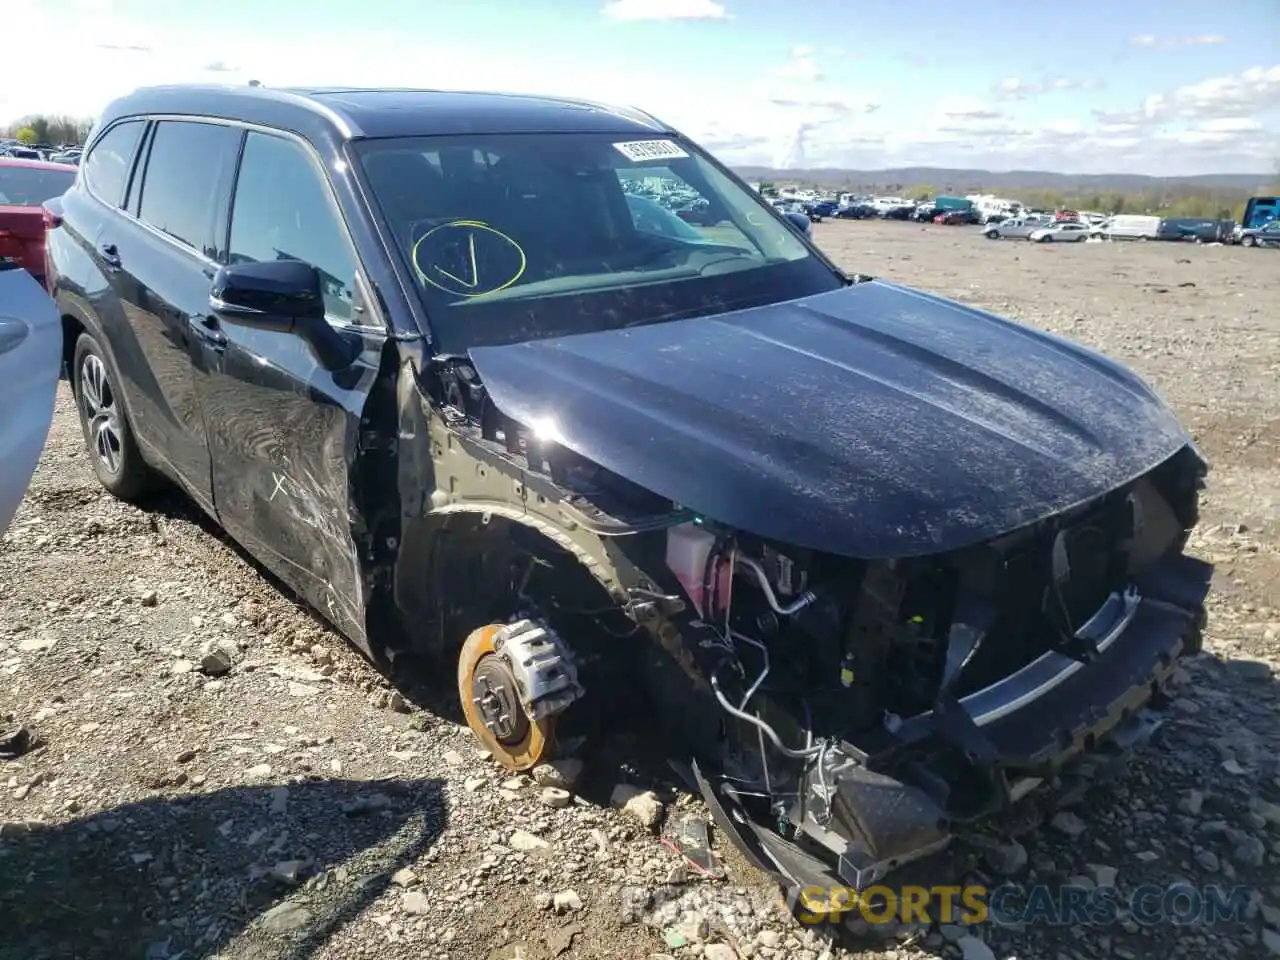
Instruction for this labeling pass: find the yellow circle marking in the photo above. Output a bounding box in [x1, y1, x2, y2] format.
[412, 219, 527, 298]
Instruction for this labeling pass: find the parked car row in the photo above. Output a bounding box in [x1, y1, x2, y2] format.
[0, 139, 82, 164]
[982, 211, 1268, 247]
[1234, 221, 1280, 248]
[765, 185, 1276, 252]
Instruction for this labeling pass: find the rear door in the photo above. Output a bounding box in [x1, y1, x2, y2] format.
[104, 119, 242, 510]
[191, 129, 387, 638]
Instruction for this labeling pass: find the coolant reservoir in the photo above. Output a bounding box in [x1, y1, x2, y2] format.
[666, 523, 731, 617]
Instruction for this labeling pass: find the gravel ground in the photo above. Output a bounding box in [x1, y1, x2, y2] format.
[2, 221, 1278, 960]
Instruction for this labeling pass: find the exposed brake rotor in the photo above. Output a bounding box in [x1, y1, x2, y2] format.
[457, 623, 558, 771]
[470, 654, 529, 745]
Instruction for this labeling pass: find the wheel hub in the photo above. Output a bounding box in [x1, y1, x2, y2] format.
[470, 654, 528, 745]
[80, 354, 122, 474]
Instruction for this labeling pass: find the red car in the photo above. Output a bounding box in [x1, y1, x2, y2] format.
[0, 157, 77, 290]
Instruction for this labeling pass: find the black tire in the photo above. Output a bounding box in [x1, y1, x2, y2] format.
[984, 231, 999, 239]
[1241, 236, 1256, 248]
[72, 332, 157, 501]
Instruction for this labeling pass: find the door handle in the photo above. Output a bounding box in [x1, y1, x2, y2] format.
[98, 242, 122, 269]
[189, 314, 228, 349]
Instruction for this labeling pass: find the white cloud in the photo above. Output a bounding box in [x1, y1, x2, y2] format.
[1094, 64, 1280, 125]
[1130, 33, 1229, 48]
[601, 0, 728, 22]
[774, 55, 823, 83]
[995, 76, 1101, 100]
[934, 97, 1005, 122]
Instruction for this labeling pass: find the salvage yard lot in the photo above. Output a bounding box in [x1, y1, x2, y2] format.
[2, 219, 1279, 960]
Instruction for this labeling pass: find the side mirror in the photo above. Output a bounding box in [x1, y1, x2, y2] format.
[210, 258, 325, 326]
[209, 259, 358, 370]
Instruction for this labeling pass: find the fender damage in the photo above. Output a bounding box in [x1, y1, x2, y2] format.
[408, 280, 1212, 896]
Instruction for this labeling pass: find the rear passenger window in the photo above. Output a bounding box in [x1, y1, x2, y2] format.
[83, 121, 144, 206]
[136, 121, 241, 258]
[228, 132, 359, 322]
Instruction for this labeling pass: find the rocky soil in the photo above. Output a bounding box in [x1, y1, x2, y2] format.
[2, 221, 1278, 960]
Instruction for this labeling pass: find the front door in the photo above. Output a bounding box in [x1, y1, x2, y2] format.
[190, 130, 387, 640]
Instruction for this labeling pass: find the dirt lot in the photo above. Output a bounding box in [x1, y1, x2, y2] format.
[2, 220, 1279, 960]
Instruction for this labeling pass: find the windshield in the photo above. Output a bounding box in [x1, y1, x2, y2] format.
[355, 133, 842, 352]
[0, 165, 75, 207]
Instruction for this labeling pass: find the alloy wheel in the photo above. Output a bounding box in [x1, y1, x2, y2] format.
[80, 353, 122, 474]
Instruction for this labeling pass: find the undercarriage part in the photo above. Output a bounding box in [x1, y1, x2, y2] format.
[736, 556, 818, 617]
[457, 620, 583, 770]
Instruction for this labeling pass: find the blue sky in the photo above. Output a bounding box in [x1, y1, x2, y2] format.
[5, 0, 1278, 175]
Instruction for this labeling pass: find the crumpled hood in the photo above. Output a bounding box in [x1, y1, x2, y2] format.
[468, 281, 1191, 558]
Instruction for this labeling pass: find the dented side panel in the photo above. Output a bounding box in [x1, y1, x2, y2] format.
[191, 322, 387, 648]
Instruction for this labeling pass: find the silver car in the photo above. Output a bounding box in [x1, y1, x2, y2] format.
[0, 265, 61, 534]
[1029, 221, 1092, 243]
[983, 217, 1038, 240]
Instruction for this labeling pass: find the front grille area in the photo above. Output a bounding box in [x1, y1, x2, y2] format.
[950, 504, 1128, 698]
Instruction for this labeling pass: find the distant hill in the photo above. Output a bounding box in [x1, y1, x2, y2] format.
[731, 165, 1273, 194]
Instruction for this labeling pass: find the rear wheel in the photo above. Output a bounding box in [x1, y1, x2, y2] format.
[72, 333, 157, 501]
[457, 623, 557, 771]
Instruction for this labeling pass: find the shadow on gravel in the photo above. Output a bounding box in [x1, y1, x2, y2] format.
[141, 487, 472, 727]
[0, 776, 448, 960]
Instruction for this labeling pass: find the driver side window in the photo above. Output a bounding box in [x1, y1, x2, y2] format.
[228, 132, 359, 323]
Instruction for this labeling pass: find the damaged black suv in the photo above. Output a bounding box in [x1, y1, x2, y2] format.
[44, 84, 1211, 897]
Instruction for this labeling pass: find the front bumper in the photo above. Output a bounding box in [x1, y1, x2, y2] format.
[695, 552, 1212, 896]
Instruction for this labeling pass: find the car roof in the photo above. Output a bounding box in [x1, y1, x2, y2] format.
[98, 84, 672, 143]
[0, 157, 78, 172]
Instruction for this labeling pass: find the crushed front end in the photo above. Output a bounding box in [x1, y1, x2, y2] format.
[651, 444, 1210, 894]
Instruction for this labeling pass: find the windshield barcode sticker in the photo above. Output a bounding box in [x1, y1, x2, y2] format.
[613, 139, 689, 162]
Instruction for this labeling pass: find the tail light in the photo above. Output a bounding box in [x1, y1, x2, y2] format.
[42, 206, 63, 230]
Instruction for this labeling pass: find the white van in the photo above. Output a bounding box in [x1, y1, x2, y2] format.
[1099, 214, 1162, 240]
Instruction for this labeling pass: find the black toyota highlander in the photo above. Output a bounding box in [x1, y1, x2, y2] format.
[44, 83, 1211, 900]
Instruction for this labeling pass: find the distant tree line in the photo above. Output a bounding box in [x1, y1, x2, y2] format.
[1, 114, 96, 147]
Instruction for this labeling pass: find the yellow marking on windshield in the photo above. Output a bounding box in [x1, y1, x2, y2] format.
[412, 220, 527, 298]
